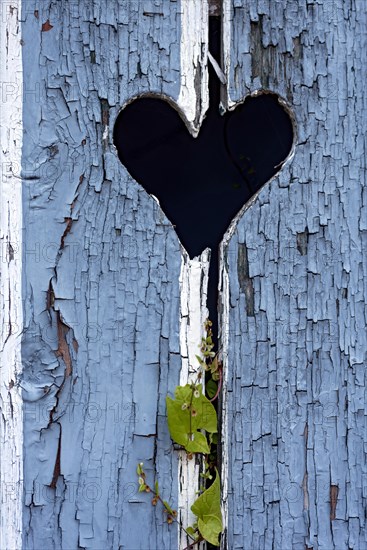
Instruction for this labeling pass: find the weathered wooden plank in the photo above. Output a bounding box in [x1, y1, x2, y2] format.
[0, 2, 24, 548]
[221, 1, 367, 548]
[19, 1, 208, 548]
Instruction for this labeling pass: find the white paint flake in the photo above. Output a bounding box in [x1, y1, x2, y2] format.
[177, 0, 209, 137]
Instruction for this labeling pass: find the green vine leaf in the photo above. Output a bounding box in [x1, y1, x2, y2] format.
[209, 356, 220, 380]
[166, 384, 217, 453]
[191, 469, 222, 546]
[205, 378, 218, 399]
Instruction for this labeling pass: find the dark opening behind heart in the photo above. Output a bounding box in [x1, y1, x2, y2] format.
[113, 17, 294, 342]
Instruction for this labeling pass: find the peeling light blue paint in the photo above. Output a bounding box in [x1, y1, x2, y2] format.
[222, 1, 367, 548]
[21, 1, 183, 548]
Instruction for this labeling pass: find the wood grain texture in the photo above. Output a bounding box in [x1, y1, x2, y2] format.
[0, 2, 24, 548]
[220, 1, 367, 549]
[19, 1, 208, 548]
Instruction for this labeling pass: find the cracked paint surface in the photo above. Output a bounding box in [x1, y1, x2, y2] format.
[0, 2, 24, 549]
[220, 1, 367, 549]
[19, 1, 208, 548]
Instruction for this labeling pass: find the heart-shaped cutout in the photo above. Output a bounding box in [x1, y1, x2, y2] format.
[113, 92, 293, 258]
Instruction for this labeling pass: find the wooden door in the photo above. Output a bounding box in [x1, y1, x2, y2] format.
[1, 1, 366, 549]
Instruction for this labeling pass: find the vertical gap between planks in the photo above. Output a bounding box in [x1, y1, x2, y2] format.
[179, 250, 210, 549]
[176, 2, 210, 548]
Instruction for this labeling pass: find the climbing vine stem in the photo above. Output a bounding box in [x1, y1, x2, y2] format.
[136, 319, 223, 547]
